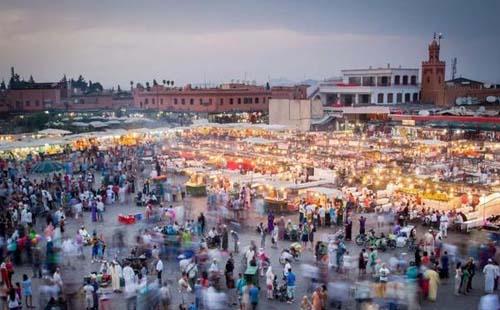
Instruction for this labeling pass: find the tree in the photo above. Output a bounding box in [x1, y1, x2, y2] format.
[153, 79, 158, 86]
[162, 79, 166, 85]
[265, 82, 270, 90]
[28, 75, 35, 84]
[146, 82, 150, 91]
[170, 80, 174, 87]
[117, 85, 121, 92]
[0, 80, 6, 90]
[130, 81, 134, 89]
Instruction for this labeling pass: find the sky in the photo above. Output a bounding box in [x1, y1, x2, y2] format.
[1, 0, 499, 88]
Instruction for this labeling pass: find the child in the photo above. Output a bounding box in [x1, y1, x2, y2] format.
[83, 280, 95, 310]
[22, 274, 33, 308]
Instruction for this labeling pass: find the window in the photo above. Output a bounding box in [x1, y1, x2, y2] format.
[219, 98, 224, 105]
[387, 93, 393, 103]
[262, 97, 266, 104]
[35, 100, 40, 106]
[402, 75, 408, 85]
[427, 77, 430, 84]
[229, 98, 234, 105]
[412, 93, 418, 102]
[237, 98, 241, 104]
[199, 99, 203, 105]
[160, 98, 164, 105]
[410, 75, 417, 85]
[190, 98, 194, 105]
[174, 98, 178, 105]
[152, 98, 156, 105]
[396, 93, 402, 103]
[394, 75, 400, 85]
[377, 93, 384, 104]
[181, 98, 185, 105]
[255, 97, 259, 104]
[25, 100, 30, 106]
[145, 98, 148, 104]
[404, 93, 411, 102]
[243, 97, 252, 104]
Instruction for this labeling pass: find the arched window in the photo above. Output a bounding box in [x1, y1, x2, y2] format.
[410, 75, 417, 85]
[394, 75, 401, 85]
[412, 93, 418, 102]
[396, 93, 402, 103]
[402, 75, 408, 85]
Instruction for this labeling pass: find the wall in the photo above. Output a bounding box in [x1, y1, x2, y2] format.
[269, 99, 323, 131]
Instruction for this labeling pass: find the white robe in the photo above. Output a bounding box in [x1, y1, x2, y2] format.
[483, 264, 499, 293]
[122, 266, 136, 296]
[111, 264, 123, 291]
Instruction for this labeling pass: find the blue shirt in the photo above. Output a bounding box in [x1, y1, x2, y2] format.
[287, 272, 296, 286]
[249, 286, 259, 303]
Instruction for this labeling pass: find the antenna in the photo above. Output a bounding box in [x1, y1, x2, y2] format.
[438, 33, 443, 45]
[451, 57, 457, 80]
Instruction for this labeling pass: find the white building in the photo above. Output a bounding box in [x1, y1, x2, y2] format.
[314, 66, 420, 105]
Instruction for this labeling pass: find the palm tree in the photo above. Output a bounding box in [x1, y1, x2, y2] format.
[130, 81, 134, 90]
[146, 82, 150, 91]
[162, 79, 166, 85]
[170, 80, 174, 87]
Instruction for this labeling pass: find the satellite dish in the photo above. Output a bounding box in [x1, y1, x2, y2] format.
[455, 97, 466, 105]
[486, 96, 497, 103]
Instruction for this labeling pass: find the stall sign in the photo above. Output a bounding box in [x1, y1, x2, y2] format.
[402, 119, 416, 126]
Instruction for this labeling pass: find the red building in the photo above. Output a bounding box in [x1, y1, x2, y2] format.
[421, 37, 500, 106]
[132, 83, 308, 113]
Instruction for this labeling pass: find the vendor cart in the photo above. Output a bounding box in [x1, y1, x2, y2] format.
[244, 265, 260, 288]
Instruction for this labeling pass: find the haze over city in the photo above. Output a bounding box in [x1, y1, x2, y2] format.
[1, 0, 500, 87]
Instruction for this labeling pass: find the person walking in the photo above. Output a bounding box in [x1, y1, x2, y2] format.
[425, 266, 440, 302]
[286, 268, 296, 303]
[358, 249, 367, 278]
[483, 259, 499, 293]
[156, 258, 163, 283]
[21, 274, 33, 309]
[454, 262, 462, 296]
[249, 283, 259, 310]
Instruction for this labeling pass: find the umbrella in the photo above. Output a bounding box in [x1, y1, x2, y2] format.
[31, 160, 64, 174]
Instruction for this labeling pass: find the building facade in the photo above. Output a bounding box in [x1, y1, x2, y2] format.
[420, 37, 500, 107]
[315, 67, 420, 106]
[131, 83, 308, 113]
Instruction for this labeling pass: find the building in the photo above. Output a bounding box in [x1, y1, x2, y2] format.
[420, 37, 500, 107]
[314, 66, 420, 106]
[269, 99, 323, 131]
[132, 83, 308, 114]
[0, 68, 133, 114]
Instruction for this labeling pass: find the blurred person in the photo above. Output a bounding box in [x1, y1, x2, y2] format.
[83, 280, 94, 310]
[379, 263, 390, 297]
[311, 287, 321, 310]
[483, 258, 499, 293]
[265, 266, 274, 299]
[21, 274, 33, 309]
[300, 295, 311, 310]
[479, 293, 499, 310]
[424, 266, 440, 302]
[454, 262, 462, 296]
[248, 283, 259, 310]
[465, 257, 476, 292]
[286, 267, 296, 303]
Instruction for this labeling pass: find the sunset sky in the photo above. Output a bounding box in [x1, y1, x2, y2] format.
[1, 0, 499, 88]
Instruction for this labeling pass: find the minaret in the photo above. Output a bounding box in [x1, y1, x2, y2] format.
[421, 35, 446, 105]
